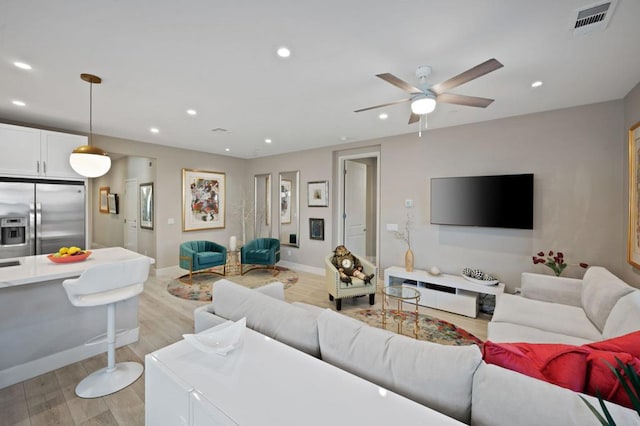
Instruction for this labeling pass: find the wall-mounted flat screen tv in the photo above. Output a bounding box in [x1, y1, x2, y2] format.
[430, 173, 534, 229]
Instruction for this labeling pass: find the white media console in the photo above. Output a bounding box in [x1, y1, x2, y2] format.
[383, 266, 505, 318]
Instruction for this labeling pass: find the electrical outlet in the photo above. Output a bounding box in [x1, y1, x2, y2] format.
[405, 199, 413, 208]
[167, 218, 175, 225]
[287, 250, 292, 256]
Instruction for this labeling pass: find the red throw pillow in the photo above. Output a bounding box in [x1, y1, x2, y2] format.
[585, 330, 640, 358]
[584, 349, 640, 409]
[483, 341, 589, 392]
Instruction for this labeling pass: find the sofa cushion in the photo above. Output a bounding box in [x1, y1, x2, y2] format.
[602, 291, 640, 339]
[317, 309, 481, 424]
[586, 330, 640, 357]
[471, 363, 639, 426]
[212, 280, 320, 357]
[482, 341, 589, 391]
[581, 267, 634, 332]
[487, 322, 594, 345]
[492, 293, 602, 341]
[583, 349, 640, 409]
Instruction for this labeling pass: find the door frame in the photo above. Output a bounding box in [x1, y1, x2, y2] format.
[337, 150, 380, 265]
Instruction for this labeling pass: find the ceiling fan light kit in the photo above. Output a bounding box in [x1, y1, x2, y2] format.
[356, 58, 504, 127]
[70, 73, 111, 178]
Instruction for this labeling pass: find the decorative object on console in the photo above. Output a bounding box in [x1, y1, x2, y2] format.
[462, 268, 498, 285]
[393, 213, 414, 272]
[429, 266, 441, 276]
[69, 73, 111, 178]
[532, 250, 588, 276]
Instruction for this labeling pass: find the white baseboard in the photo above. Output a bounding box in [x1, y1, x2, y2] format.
[0, 328, 139, 389]
[277, 261, 323, 276]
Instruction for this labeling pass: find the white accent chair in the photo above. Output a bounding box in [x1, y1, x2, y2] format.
[62, 258, 150, 398]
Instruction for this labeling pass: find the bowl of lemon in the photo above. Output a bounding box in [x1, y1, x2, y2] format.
[47, 246, 92, 263]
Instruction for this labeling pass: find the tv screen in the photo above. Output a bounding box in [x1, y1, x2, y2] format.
[430, 173, 534, 229]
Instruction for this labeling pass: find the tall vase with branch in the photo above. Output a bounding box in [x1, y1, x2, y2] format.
[229, 196, 255, 247]
[393, 214, 414, 272]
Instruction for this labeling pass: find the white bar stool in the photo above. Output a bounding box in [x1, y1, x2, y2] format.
[62, 257, 150, 398]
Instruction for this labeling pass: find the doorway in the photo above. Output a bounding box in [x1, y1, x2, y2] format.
[337, 151, 380, 265]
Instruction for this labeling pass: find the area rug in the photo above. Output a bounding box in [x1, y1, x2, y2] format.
[167, 266, 298, 302]
[345, 309, 483, 347]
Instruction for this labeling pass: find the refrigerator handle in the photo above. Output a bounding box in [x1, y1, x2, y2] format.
[29, 203, 36, 255]
[36, 160, 40, 174]
[43, 161, 47, 175]
[35, 203, 42, 255]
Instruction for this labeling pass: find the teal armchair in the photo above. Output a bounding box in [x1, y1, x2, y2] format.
[179, 241, 227, 284]
[241, 238, 280, 276]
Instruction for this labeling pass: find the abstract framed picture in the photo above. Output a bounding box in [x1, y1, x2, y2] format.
[182, 169, 226, 231]
[628, 121, 640, 268]
[140, 183, 154, 230]
[309, 218, 325, 241]
[308, 180, 329, 207]
[280, 179, 292, 224]
[99, 187, 109, 213]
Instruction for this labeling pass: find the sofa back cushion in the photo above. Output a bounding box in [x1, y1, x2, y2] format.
[581, 267, 634, 331]
[212, 280, 320, 357]
[316, 309, 481, 424]
[602, 291, 640, 338]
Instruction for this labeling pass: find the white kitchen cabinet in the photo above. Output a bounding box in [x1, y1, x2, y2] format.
[0, 123, 86, 179]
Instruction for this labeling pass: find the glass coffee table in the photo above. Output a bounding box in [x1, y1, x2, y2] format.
[381, 285, 421, 339]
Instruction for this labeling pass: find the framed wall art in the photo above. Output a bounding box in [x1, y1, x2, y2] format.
[309, 218, 325, 241]
[628, 121, 640, 268]
[99, 187, 109, 213]
[107, 193, 119, 214]
[140, 183, 154, 230]
[280, 179, 292, 224]
[182, 169, 226, 231]
[307, 180, 329, 207]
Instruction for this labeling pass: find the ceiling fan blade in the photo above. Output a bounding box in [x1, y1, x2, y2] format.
[354, 98, 411, 113]
[408, 113, 420, 124]
[436, 93, 495, 108]
[430, 59, 503, 95]
[376, 73, 423, 94]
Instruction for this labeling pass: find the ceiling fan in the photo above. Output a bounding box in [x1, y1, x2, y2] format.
[355, 58, 504, 124]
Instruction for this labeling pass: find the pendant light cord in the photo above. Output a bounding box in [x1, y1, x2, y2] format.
[89, 80, 93, 146]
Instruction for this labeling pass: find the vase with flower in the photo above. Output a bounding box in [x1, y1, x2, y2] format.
[393, 214, 414, 272]
[532, 250, 588, 276]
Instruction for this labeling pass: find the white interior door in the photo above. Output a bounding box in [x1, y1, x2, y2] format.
[344, 160, 367, 257]
[124, 178, 138, 252]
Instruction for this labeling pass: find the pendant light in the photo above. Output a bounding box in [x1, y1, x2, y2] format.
[69, 73, 111, 178]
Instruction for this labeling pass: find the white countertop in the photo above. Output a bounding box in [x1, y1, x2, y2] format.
[148, 325, 463, 425]
[0, 247, 154, 288]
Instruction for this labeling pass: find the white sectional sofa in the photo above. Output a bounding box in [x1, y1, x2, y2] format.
[194, 278, 639, 426]
[489, 266, 640, 345]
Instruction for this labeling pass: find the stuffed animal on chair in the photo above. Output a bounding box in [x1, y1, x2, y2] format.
[331, 245, 374, 285]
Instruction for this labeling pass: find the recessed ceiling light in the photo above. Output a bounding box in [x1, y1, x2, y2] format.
[225, 148, 230, 152]
[264, 138, 272, 144]
[12, 100, 26, 107]
[531, 81, 543, 88]
[13, 62, 32, 70]
[150, 127, 159, 133]
[277, 47, 291, 58]
[186, 109, 197, 115]
[378, 113, 388, 120]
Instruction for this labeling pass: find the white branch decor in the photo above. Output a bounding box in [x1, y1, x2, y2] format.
[393, 213, 413, 249]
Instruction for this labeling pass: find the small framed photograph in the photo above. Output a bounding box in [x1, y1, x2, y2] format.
[107, 193, 119, 214]
[309, 218, 325, 241]
[307, 181, 329, 207]
[140, 182, 154, 230]
[99, 187, 109, 213]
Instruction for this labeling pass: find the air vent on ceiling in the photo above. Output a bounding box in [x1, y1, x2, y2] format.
[572, 0, 617, 36]
[211, 128, 229, 133]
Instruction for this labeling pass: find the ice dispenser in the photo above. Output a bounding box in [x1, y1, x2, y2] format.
[1, 217, 26, 246]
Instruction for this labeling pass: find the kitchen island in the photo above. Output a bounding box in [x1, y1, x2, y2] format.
[0, 247, 154, 389]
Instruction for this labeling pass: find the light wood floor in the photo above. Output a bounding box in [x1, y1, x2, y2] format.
[0, 267, 489, 425]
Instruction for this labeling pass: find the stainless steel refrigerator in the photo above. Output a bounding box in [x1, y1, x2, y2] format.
[0, 178, 85, 259]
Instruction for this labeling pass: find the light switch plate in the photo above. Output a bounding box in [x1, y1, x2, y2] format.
[405, 199, 413, 208]
[386, 223, 399, 231]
